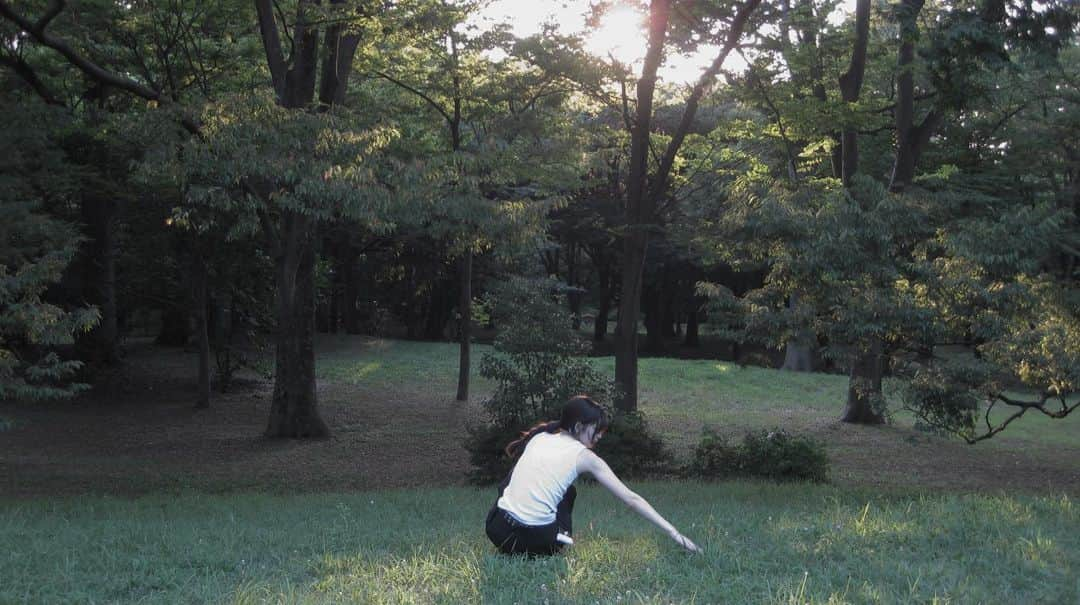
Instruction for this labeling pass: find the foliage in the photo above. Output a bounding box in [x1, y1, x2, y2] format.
[465, 276, 674, 482]
[687, 428, 830, 483]
[476, 277, 615, 429]
[0, 101, 99, 400]
[693, 99, 1079, 440]
[696, 174, 939, 364]
[593, 410, 675, 477]
[370, 0, 578, 258]
[464, 276, 616, 483]
[151, 91, 412, 230]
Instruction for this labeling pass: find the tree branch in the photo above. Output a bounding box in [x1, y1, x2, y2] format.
[619, 78, 633, 132]
[0, 52, 63, 105]
[650, 0, 763, 202]
[964, 392, 1079, 444]
[33, 0, 63, 31]
[0, 0, 202, 135]
[741, 49, 798, 182]
[0, 0, 161, 101]
[373, 70, 453, 127]
[867, 92, 937, 114]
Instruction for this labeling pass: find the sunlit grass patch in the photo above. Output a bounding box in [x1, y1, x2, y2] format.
[316, 336, 493, 392]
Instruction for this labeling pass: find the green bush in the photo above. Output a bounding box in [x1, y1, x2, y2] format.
[464, 277, 670, 484]
[684, 429, 741, 477]
[463, 422, 519, 485]
[687, 428, 829, 483]
[476, 277, 613, 429]
[594, 411, 675, 478]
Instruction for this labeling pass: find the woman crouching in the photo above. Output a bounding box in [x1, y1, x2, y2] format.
[485, 395, 701, 556]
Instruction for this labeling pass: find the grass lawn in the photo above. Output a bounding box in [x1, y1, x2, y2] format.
[2, 483, 1076, 604]
[2, 335, 1078, 603]
[314, 335, 1080, 462]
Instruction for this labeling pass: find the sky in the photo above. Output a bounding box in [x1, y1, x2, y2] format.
[476, 0, 859, 85]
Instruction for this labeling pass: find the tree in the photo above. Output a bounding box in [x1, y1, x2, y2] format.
[0, 0, 403, 437]
[371, 0, 579, 401]
[0, 99, 99, 400]
[1, 0, 260, 404]
[692, 0, 1078, 439]
[607, 0, 764, 412]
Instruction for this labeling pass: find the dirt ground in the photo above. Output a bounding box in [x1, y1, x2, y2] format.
[1, 340, 1077, 498]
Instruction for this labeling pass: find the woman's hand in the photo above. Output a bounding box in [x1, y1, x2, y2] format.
[670, 529, 703, 554]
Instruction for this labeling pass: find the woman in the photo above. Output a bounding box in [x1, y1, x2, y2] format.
[485, 395, 702, 556]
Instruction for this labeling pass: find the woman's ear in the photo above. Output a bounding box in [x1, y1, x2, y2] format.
[573, 421, 583, 435]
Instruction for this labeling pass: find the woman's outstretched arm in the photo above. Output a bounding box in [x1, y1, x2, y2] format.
[577, 450, 702, 553]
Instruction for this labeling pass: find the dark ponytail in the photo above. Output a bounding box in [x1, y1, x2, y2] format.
[504, 420, 561, 458]
[504, 395, 609, 458]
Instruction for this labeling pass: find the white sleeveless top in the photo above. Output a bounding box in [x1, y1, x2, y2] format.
[497, 431, 587, 526]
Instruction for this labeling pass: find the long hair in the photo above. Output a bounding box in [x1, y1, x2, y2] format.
[505, 395, 609, 458]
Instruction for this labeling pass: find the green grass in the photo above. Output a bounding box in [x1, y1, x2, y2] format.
[314, 336, 1078, 451]
[2, 484, 1076, 604]
[316, 335, 494, 391]
[4, 337, 1078, 602]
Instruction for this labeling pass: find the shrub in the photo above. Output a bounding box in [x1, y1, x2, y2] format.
[477, 277, 613, 428]
[594, 410, 675, 477]
[463, 422, 519, 485]
[464, 277, 670, 484]
[685, 429, 741, 477]
[688, 428, 830, 483]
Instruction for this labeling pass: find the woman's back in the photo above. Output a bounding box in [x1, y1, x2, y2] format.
[497, 431, 585, 525]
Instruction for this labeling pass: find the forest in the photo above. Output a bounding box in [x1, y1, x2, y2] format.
[3, 0, 1076, 440]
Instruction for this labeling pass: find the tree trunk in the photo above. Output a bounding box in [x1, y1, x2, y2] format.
[841, 338, 885, 424]
[456, 250, 472, 402]
[342, 244, 359, 334]
[889, 0, 921, 191]
[614, 0, 670, 413]
[835, 0, 884, 420]
[644, 282, 662, 353]
[328, 277, 339, 334]
[404, 265, 420, 339]
[156, 306, 190, 346]
[213, 293, 229, 393]
[192, 253, 210, 409]
[838, 0, 871, 186]
[781, 294, 815, 372]
[782, 337, 815, 372]
[683, 307, 700, 347]
[615, 230, 648, 412]
[614, 0, 761, 411]
[593, 263, 613, 342]
[662, 270, 677, 339]
[424, 281, 451, 340]
[566, 243, 582, 330]
[255, 0, 361, 437]
[265, 211, 329, 438]
[77, 196, 120, 363]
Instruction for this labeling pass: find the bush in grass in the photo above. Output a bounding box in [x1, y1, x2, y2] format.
[464, 277, 669, 483]
[593, 410, 675, 477]
[688, 428, 829, 483]
[685, 429, 741, 477]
